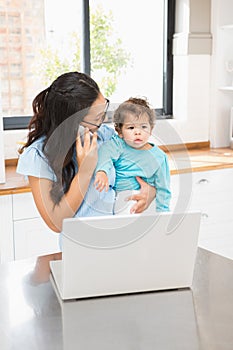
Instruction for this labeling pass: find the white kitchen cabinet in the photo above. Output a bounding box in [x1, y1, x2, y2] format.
[12, 192, 40, 220]
[0, 192, 60, 263]
[12, 192, 60, 260]
[170, 168, 233, 253]
[0, 195, 14, 262]
[191, 168, 233, 224]
[14, 217, 60, 260]
[169, 171, 194, 214]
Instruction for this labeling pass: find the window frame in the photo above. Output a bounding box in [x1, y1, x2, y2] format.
[3, 0, 175, 130]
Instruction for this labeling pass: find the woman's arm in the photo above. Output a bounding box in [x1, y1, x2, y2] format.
[126, 176, 156, 214]
[29, 129, 98, 232]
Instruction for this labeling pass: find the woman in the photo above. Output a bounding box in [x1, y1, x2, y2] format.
[17, 72, 156, 233]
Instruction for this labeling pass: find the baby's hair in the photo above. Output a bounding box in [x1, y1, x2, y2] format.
[113, 97, 156, 133]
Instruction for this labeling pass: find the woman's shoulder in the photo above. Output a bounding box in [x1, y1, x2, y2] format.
[18, 136, 47, 162]
[17, 136, 55, 181]
[101, 133, 124, 149]
[23, 136, 46, 153]
[97, 124, 116, 141]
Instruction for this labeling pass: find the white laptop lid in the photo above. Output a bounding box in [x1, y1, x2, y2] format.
[50, 211, 201, 300]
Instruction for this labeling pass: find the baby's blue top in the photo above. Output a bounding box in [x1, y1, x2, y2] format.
[95, 134, 171, 212]
[17, 125, 116, 217]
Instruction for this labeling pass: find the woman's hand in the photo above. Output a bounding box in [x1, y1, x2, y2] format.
[76, 127, 98, 175]
[29, 128, 99, 233]
[126, 176, 156, 214]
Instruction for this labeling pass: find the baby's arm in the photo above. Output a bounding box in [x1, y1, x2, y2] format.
[94, 171, 109, 192]
[95, 136, 122, 192]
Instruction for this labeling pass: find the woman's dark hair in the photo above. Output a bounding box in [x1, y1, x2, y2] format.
[19, 71, 100, 204]
[113, 97, 156, 134]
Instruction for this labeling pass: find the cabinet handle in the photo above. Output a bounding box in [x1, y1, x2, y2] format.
[201, 212, 209, 219]
[197, 178, 209, 184]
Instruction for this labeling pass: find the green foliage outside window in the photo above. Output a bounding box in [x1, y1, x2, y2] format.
[37, 5, 131, 97]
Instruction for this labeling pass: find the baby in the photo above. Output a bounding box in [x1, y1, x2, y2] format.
[94, 97, 171, 213]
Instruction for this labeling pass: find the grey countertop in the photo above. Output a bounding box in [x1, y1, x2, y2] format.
[0, 248, 233, 350]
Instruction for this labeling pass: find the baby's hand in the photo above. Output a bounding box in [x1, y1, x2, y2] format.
[94, 171, 109, 192]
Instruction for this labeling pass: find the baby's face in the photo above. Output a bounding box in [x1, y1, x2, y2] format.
[119, 113, 152, 150]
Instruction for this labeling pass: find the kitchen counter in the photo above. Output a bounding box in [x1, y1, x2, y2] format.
[1, 146, 233, 195]
[0, 248, 233, 349]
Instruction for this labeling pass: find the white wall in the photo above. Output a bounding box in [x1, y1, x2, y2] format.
[4, 130, 27, 160]
[153, 0, 212, 147]
[154, 54, 210, 146]
[154, 0, 233, 148]
[209, 0, 233, 147]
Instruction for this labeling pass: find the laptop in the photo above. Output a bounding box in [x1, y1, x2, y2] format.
[50, 211, 201, 300]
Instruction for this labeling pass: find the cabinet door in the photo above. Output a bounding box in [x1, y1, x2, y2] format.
[13, 192, 40, 220]
[14, 218, 60, 260]
[192, 168, 233, 196]
[170, 172, 193, 213]
[0, 195, 14, 262]
[170, 168, 233, 242]
[171, 168, 233, 217]
[191, 169, 233, 224]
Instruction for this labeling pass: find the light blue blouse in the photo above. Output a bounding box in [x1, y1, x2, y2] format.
[17, 124, 116, 217]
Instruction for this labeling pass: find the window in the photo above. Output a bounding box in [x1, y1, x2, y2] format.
[2, 0, 175, 130]
[89, 1, 164, 110]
